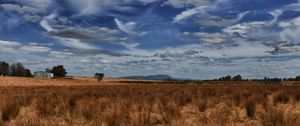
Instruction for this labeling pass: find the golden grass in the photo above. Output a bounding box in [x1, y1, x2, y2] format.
[0, 77, 299, 125]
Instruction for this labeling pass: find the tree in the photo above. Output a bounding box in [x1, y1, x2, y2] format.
[0, 61, 9, 76]
[15, 63, 26, 77]
[50, 65, 67, 77]
[25, 69, 32, 77]
[262, 77, 282, 84]
[219, 75, 232, 81]
[296, 75, 300, 81]
[9, 63, 17, 76]
[9, 63, 30, 77]
[232, 75, 242, 81]
[95, 73, 104, 81]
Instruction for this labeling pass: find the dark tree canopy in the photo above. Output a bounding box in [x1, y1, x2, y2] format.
[232, 75, 242, 81]
[25, 69, 33, 77]
[95, 73, 104, 81]
[9, 63, 17, 76]
[5, 62, 32, 77]
[50, 65, 67, 77]
[0, 61, 9, 76]
[261, 77, 282, 84]
[219, 75, 232, 81]
[16, 63, 26, 77]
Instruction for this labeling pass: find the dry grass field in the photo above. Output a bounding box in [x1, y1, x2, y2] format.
[0, 77, 299, 126]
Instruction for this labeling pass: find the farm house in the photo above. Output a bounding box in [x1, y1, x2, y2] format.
[34, 71, 54, 79]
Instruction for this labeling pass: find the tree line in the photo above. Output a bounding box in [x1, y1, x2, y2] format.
[0, 61, 32, 77]
[214, 75, 300, 85]
[216, 75, 300, 81]
[0, 61, 68, 78]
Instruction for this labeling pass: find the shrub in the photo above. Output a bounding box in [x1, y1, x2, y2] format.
[274, 93, 289, 105]
[294, 93, 300, 102]
[195, 99, 207, 112]
[245, 99, 256, 118]
[1, 101, 20, 122]
[261, 108, 284, 126]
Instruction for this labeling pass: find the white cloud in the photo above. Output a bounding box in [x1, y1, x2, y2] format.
[278, 17, 300, 28]
[173, 6, 207, 23]
[201, 42, 272, 58]
[0, 4, 45, 14]
[268, 9, 283, 26]
[153, 50, 205, 58]
[196, 10, 249, 27]
[0, 40, 54, 55]
[278, 17, 300, 42]
[49, 51, 74, 59]
[68, 0, 157, 16]
[163, 0, 209, 8]
[114, 18, 146, 36]
[182, 32, 228, 43]
[13, 0, 53, 9]
[23, 14, 42, 23]
[114, 18, 136, 34]
[0, 40, 21, 47]
[39, 13, 100, 50]
[139, 0, 157, 4]
[223, 21, 267, 37]
[58, 38, 97, 50]
[157, 40, 272, 59]
[19, 45, 52, 53]
[283, 3, 300, 11]
[39, 13, 57, 32]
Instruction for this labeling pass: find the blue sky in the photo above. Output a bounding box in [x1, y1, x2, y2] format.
[0, 0, 300, 79]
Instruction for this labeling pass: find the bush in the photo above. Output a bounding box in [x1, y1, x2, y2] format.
[294, 93, 300, 102]
[245, 99, 256, 118]
[1, 101, 21, 122]
[261, 108, 284, 126]
[274, 93, 289, 105]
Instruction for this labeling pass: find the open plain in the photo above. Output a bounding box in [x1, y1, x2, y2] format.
[0, 77, 299, 126]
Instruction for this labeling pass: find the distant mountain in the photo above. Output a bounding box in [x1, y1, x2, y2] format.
[121, 74, 176, 80]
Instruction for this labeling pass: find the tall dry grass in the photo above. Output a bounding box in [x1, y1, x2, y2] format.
[0, 84, 299, 125]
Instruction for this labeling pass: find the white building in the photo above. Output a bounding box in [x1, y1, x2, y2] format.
[34, 71, 54, 79]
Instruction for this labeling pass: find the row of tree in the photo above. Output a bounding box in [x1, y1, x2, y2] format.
[218, 75, 243, 81]
[0, 61, 32, 77]
[217, 75, 300, 82]
[0, 60, 69, 78]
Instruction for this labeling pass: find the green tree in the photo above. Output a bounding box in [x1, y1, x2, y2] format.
[219, 75, 232, 81]
[232, 75, 242, 81]
[95, 73, 104, 81]
[16, 63, 26, 77]
[9, 63, 17, 76]
[25, 69, 32, 77]
[0, 61, 9, 76]
[50, 65, 67, 77]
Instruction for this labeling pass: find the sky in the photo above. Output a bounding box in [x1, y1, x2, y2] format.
[0, 0, 300, 79]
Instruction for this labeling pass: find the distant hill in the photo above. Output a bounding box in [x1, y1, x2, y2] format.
[121, 74, 176, 80]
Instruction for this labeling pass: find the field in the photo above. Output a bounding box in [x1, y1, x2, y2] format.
[0, 77, 300, 126]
